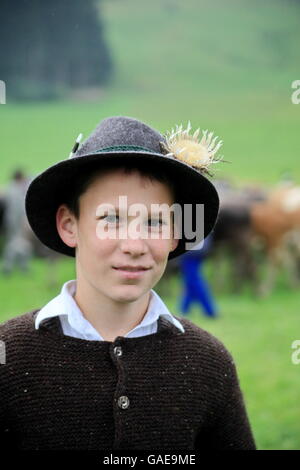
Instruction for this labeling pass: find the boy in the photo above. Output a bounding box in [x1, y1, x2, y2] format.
[0, 116, 256, 450]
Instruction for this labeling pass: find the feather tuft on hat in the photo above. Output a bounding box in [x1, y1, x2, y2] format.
[159, 121, 224, 176]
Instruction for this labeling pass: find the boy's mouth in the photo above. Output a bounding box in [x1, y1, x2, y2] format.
[112, 266, 151, 279]
[113, 265, 151, 271]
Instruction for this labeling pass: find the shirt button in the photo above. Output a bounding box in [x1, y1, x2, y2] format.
[118, 396, 130, 409]
[114, 346, 123, 357]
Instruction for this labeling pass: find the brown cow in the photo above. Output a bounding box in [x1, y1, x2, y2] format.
[250, 183, 300, 296]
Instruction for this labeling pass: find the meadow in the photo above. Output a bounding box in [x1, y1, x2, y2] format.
[0, 0, 300, 450]
[1, 0, 300, 187]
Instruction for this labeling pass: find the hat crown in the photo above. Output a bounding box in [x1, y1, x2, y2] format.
[75, 116, 165, 157]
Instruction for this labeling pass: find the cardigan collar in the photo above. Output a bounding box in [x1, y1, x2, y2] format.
[34, 280, 184, 341]
[32, 309, 185, 349]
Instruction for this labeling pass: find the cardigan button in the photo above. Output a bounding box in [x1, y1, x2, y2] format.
[114, 346, 123, 357]
[118, 396, 130, 409]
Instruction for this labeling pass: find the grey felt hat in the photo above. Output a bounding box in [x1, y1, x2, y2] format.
[25, 115, 220, 260]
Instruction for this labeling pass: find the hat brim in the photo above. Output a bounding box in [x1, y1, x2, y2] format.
[25, 150, 219, 260]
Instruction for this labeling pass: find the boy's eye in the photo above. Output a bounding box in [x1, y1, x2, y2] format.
[148, 218, 164, 227]
[100, 214, 119, 222]
[99, 215, 166, 227]
[105, 214, 118, 223]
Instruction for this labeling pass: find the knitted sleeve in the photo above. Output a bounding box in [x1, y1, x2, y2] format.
[195, 353, 257, 450]
[0, 320, 20, 449]
[0, 332, 6, 430]
[0, 346, 12, 447]
[0, 383, 12, 449]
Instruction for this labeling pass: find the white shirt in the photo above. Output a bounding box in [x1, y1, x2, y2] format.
[35, 279, 184, 340]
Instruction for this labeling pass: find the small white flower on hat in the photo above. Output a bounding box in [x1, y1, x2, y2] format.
[160, 121, 224, 176]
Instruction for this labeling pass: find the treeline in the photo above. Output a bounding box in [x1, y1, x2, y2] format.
[0, 0, 114, 100]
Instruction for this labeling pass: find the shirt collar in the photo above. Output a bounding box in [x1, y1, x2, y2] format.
[35, 279, 184, 337]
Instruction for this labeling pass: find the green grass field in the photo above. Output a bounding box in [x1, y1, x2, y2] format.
[0, 0, 300, 450]
[1, 92, 299, 188]
[1, 0, 300, 187]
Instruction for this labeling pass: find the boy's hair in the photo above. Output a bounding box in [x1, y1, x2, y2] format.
[63, 160, 178, 220]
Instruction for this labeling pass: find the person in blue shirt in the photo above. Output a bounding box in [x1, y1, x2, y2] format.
[178, 234, 218, 318]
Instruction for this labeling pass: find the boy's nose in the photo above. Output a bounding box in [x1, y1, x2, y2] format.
[119, 236, 149, 256]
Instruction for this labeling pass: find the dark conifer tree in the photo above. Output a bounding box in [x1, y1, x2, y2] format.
[0, 0, 114, 100]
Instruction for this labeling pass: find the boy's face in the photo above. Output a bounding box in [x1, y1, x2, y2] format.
[57, 169, 179, 304]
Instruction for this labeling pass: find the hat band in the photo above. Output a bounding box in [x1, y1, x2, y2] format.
[94, 145, 160, 154]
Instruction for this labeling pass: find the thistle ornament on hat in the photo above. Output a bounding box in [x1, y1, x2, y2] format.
[159, 121, 225, 177]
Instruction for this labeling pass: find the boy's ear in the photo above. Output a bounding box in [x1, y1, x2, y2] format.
[56, 204, 77, 248]
[170, 237, 179, 252]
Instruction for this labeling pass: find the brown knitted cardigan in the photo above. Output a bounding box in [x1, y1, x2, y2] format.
[0, 310, 256, 451]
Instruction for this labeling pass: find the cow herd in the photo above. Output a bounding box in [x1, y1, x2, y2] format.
[166, 179, 300, 297]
